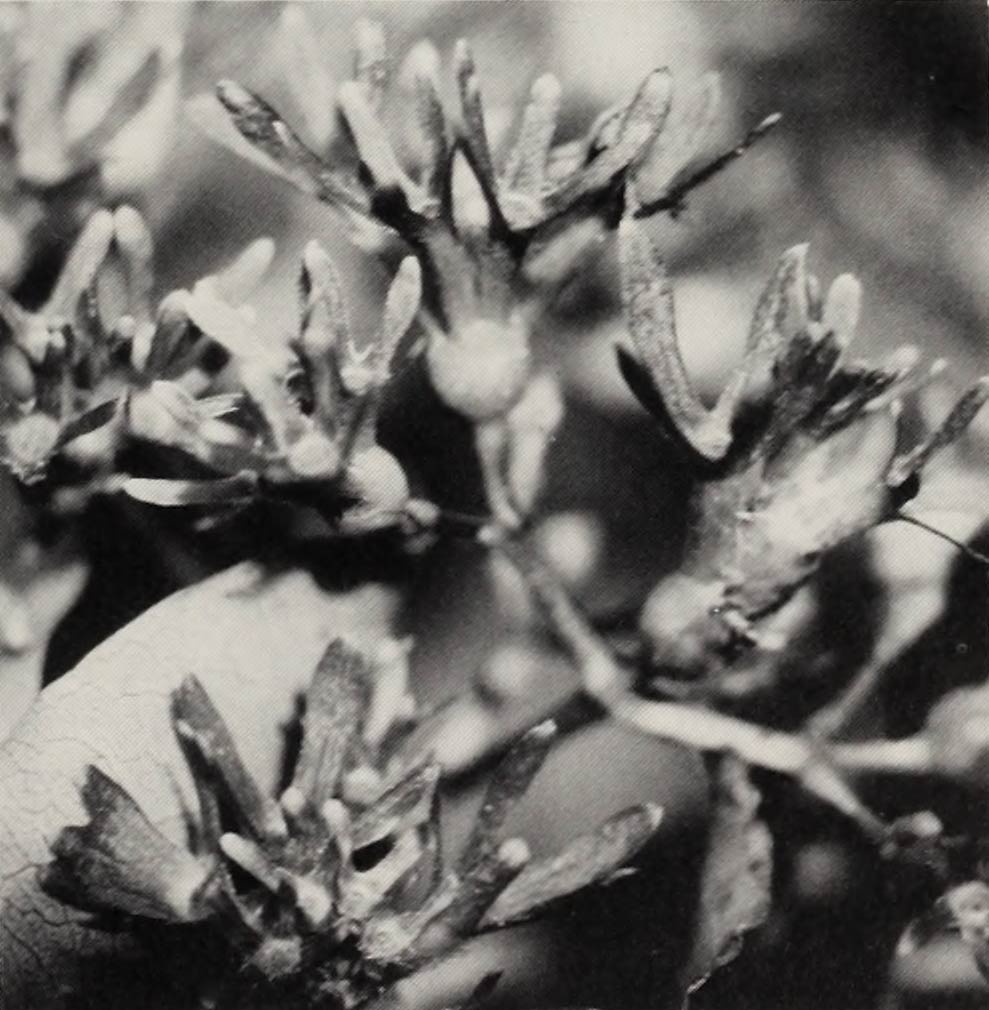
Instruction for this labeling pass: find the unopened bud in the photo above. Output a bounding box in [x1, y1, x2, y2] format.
[287, 429, 341, 480]
[339, 445, 410, 533]
[426, 318, 530, 422]
[534, 511, 604, 589]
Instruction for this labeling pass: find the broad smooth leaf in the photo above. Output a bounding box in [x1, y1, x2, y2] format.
[0, 562, 400, 1009]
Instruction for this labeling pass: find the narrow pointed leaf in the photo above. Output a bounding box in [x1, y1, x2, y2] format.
[337, 80, 409, 195]
[712, 244, 809, 424]
[504, 74, 562, 197]
[172, 675, 286, 840]
[300, 240, 349, 425]
[112, 206, 155, 327]
[55, 399, 119, 449]
[380, 256, 422, 366]
[184, 287, 259, 360]
[279, 5, 335, 150]
[480, 803, 663, 929]
[209, 82, 368, 214]
[301, 240, 350, 353]
[409, 41, 448, 199]
[415, 838, 530, 955]
[292, 639, 373, 802]
[352, 761, 441, 848]
[548, 69, 671, 213]
[124, 475, 257, 508]
[634, 72, 720, 206]
[638, 110, 782, 217]
[458, 721, 556, 876]
[354, 18, 388, 113]
[44, 210, 116, 319]
[822, 274, 862, 346]
[618, 213, 731, 461]
[40, 765, 215, 923]
[887, 377, 989, 488]
[454, 40, 496, 189]
[66, 51, 162, 167]
[212, 237, 276, 306]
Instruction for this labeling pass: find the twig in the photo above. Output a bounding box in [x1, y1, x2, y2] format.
[806, 657, 891, 740]
[634, 112, 783, 219]
[489, 530, 890, 840]
[474, 421, 522, 531]
[830, 736, 933, 776]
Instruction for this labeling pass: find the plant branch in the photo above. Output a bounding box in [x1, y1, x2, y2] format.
[489, 530, 895, 841]
[474, 420, 522, 531]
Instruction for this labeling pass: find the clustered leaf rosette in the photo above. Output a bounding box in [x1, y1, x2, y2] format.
[40, 637, 662, 1009]
[0, 5, 185, 284]
[191, 11, 778, 424]
[124, 240, 425, 535]
[0, 206, 267, 493]
[616, 212, 989, 684]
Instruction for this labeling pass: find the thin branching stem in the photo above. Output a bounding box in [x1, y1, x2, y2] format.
[488, 528, 893, 840]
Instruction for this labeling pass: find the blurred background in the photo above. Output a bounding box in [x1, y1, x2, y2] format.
[2, 3, 987, 1008]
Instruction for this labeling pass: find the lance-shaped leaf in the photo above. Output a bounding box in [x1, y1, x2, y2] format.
[40, 765, 216, 923]
[710, 244, 809, 427]
[210, 81, 368, 215]
[338, 80, 414, 198]
[812, 345, 916, 438]
[458, 720, 556, 876]
[479, 803, 663, 929]
[292, 638, 373, 802]
[683, 756, 772, 995]
[299, 240, 349, 425]
[352, 760, 441, 849]
[454, 40, 496, 191]
[279, 5, 335, 150]
[183, 285, 261, 361]
[636, 112, 783, 219]
[379, 256, 422, 371]
[172, 675, 287, 842]
[385, 789, 444, 913]
[759, 329, 843, 457]
[124, 474, 257, 508]
[211, 237, 277, 307]
[354, 18, 388, 114]
[143, 291, 194, 377]
[65, 49, 162, 169]
[113, 206, 155, 327]
[821, 273, 862, 347]
[633, 73, 719, 207]
[886, 376, 989, 489]
[44, 210, 116, 321]
[618, 213, 733, 462]
[55, 399, 119, 450]
[414, 838, 531, 956]
[547, 69, 671, 215]
[408, 41, 448, 200]
[503, 74, 562, 199]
